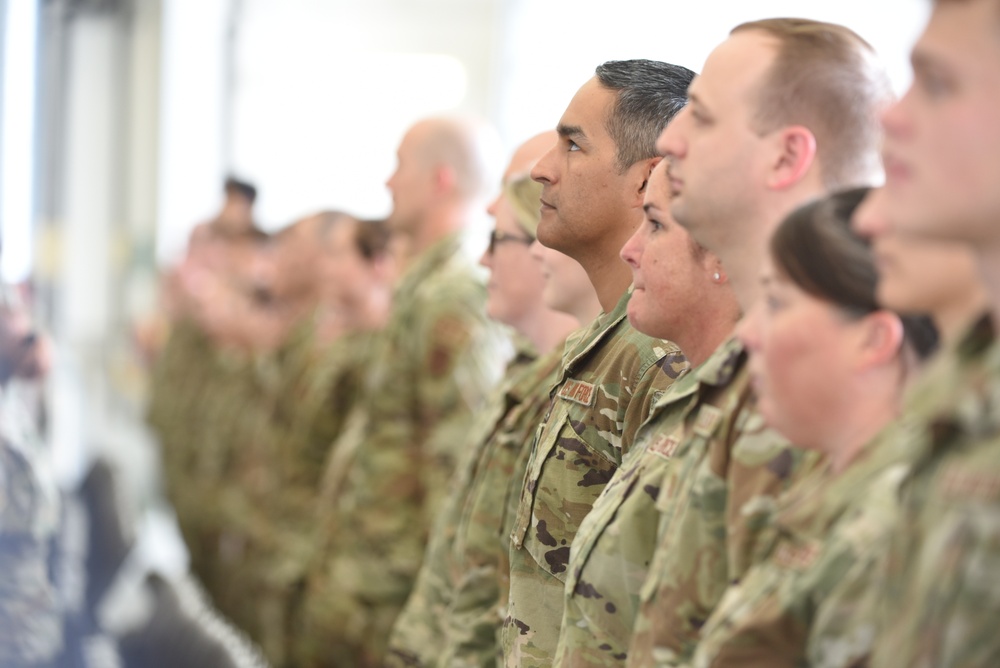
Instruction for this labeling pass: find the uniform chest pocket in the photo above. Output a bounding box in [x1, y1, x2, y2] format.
[512, 412, 619, 582]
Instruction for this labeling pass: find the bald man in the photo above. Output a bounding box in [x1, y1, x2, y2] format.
[385, 131, 589, 668]
[290, 117, 509, 668]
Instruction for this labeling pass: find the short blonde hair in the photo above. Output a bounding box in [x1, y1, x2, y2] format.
[732, 18, 892, 190]
[505, 175, 543, 237]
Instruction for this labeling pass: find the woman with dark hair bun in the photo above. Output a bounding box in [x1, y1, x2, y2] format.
[686, 187, 938, 668]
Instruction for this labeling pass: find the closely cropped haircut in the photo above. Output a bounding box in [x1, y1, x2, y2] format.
[595, 60, 696, 173]
[505, 175, 543, 237]
[731, 19, 893, 191]
[771, 187, 939, 361]
[310, 211, 389, 261]
[224, 176, 257, 204]
[418, 117, 501, 201]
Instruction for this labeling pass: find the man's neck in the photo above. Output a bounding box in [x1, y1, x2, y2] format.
[727, 191, 825, 313]
[976, 244, 1000, 329]
[409, 204, 470, 257]
[581, 252, 633, 314]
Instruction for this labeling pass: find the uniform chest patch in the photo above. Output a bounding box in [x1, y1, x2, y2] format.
[693, 404, 723, 439]
[773, 541, 821, 571]
[649, 432, 682, 459]
[558, 379, 596, 407]
[938, 466, 1000, 502]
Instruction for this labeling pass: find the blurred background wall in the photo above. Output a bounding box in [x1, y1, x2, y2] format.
[0, 0, 929, 495]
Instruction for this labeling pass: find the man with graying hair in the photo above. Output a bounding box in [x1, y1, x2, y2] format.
[290, 116, 508, 668]
[502, 60, 693, 668]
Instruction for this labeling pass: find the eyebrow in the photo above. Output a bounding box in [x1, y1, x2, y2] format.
[557, 123, 586, 142]
[687, 90, 709, 111]
[910, 48, 945, 76]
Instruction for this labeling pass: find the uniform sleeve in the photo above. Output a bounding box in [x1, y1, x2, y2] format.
[410, 280, 505, 523]
[620, 348, 688, 454]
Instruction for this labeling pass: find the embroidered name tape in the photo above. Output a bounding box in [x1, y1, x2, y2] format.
[558, 379, 596, 406]
[773, 541, 820, 570]
[650, 434, 681, 459]
[939, 467, 1000, 501]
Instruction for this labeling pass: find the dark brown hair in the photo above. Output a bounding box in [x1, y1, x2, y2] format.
[353, 218, 391, 261]
[771, 188, 939, 360]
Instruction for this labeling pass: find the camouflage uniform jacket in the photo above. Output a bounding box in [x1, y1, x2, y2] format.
[554, 347, 725, 667]
[502, 290, 688, 668]
[686, 418, 911, 668]
[294, 233, 506, 667]
[387, 338, 564, 667]
[627, 337, 813, 668]
[870, 314, 1000, 668]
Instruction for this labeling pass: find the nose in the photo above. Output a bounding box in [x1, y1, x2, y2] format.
[620, 223, 646, 270]
[478, 243, 493, 270]
[735, 302, 762, 353]
[529, 238, 546, 262]
[880, 90, 912, 142]
[656, 106, 689, 158]
[851, 188, 891, 238]
[530, 144, 558, 185]
[486, 193, 502, 218]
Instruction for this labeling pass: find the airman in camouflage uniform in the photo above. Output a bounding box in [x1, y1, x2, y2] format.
[501, 59, 696, 668]
[624, 341, 805, 667]
[291, 117, 507, 668]
[552, 151, 742, 668]
[386, 341, 561, 667]
[503, 293, 688, 666]
[860, 0, 1000, 663]
[385, 133, 587, 668]
[869, 316, 1000, 667]
[292, 230, 505, 667]
[620, 19, 889, 668]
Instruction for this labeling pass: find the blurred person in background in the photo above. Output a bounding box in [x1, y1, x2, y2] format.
[385, 132, 584, 668]
[686, 188, 937, 668]
[854, 1, 1000, 657]
[242, 214, 396, 665]
[0, 277, 65, 667]
[739, 185, 992, 666]
[291, 116, 508, 667]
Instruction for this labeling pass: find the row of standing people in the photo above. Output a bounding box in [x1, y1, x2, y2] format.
[152, 5, 1000, 667]
[390, 9, 1000, 668]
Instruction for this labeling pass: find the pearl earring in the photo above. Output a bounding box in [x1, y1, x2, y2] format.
[713, 272, 721, 281]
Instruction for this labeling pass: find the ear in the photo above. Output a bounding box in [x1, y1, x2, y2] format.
[434, 164, 457, 194]
[702, 251, 727, 284]
[766, 125, 817, 190]
[632, 157, 662, 204]
[855, 310, 904, 370]
[371, 253, 395, 284]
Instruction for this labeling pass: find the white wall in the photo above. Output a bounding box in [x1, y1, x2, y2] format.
[156, 0, 930, 258]
[156, 0, 229, 264]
